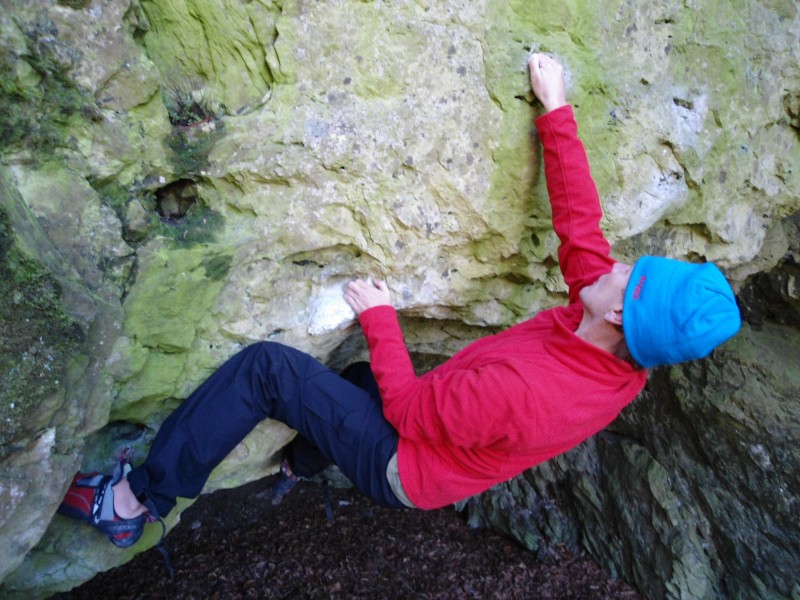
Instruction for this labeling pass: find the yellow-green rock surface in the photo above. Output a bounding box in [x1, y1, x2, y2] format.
[0, 0, 798, 597]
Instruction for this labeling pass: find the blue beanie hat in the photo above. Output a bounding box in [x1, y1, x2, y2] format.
[622, 256, 741, 368]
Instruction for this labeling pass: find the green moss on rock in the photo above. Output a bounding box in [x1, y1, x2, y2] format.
[56, 0, 93, 9]
[0, 207, 83, 453]
[0, 18, 93, 159]
[166, 120, 225, 177]
[122, 244, 232, 353]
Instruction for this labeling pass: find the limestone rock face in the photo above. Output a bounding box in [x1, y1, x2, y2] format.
[0, 0, 799, 597]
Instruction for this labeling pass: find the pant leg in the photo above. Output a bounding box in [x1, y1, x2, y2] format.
[265, 350, 403, 509]
[128, 343, 404, 516]
[286, 361, 379, 479]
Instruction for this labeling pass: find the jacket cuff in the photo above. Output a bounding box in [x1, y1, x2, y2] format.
[534, 104, 574, 130]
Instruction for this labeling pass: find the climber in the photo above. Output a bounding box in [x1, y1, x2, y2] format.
[57, 53, 741, 549]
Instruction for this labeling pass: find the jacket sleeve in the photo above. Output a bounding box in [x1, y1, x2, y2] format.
[357, 306, 534, 448]
[535, 105, 615, 303]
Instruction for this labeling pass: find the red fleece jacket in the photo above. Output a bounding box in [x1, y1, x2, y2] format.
[358, 106, 647, 510]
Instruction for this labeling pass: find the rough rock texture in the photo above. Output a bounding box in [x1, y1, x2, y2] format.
[0, 0, 799, 598]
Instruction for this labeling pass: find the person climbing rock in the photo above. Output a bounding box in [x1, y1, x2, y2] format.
[58, 53, 740, 549]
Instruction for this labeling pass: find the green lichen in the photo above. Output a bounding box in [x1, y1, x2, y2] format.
[92, 179, 225, 248]
[92, 180, 132, 223]
[139, 0, 277, 112]
[112, 245, 234, 422]
[0, 207, 83, 453]
[201, 253, 233, 282]
[0, 17, 93, 160]
[166, 120, 225, 177]
[121, 245, 233, 354]
[160, 119, 227, 246]
[153, 202, 225, 246]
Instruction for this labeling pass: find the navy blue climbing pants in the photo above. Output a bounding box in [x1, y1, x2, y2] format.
[127, 342, 405, 516]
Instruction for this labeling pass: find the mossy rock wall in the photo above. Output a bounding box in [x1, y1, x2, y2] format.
[0, 0, 798, 597]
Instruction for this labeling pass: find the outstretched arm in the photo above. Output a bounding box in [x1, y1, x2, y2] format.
[529, 54, 615, 301]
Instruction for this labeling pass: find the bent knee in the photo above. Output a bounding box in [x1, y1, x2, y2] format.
[249, 341, 319, 374]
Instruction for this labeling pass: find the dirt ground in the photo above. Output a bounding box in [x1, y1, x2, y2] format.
[57, 477, 643, 599]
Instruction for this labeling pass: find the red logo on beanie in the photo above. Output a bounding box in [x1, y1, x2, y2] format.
[632, 276, 646, 300]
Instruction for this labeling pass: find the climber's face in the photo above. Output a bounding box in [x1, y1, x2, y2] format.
[579, 262, 633, 327]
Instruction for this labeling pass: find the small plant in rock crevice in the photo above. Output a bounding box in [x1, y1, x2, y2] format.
[161, 81, 219, 128]
[159, 80, 225, 177]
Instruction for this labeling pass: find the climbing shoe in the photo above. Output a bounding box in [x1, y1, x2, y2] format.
[58, 450, 164, 549]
